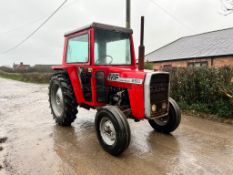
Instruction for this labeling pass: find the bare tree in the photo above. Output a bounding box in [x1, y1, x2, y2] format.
[220, 0, 233, 15]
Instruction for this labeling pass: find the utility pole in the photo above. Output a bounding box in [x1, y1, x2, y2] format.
[126, 0, 131, 28]
[125, 0, 131, 63]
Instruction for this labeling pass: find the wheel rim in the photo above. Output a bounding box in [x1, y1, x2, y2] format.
[99, 117, 116, 146]
[153, 115, 169, 126]
[51, 85, 64, 117]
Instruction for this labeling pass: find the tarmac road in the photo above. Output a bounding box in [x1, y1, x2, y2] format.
[0, 77, 233, 175]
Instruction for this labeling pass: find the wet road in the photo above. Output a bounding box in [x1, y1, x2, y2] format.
[0, 77, 233, 175]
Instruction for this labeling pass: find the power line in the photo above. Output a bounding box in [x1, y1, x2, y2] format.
[1, 0, 68, 54]
[0, 0, 78, 36]
[0, 17, 45, 35]
[148, 0, 195, 33]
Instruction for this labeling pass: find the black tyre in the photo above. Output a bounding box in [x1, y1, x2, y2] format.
[95, 106, 131, 156]
[49, 71, 78, 126]
[148, 98, 181, 133]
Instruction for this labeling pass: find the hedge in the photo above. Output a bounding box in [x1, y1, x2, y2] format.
[168, 67, 233, 117]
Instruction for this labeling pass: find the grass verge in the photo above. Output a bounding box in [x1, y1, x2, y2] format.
[0, 70, 52, 84]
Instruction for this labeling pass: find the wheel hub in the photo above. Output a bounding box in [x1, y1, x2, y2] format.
[100, 117, 116, 146]
[56, 89, 62, 105]
[51, 86, 64, 117]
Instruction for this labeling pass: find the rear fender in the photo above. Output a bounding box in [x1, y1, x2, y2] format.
[51, 65, 84, 104]
[66, 67, 85, 104]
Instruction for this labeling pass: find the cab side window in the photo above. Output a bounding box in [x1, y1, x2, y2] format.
[66, 34, 89, 63]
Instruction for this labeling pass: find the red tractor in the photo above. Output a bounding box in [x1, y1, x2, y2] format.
[49, 18, 181, 156]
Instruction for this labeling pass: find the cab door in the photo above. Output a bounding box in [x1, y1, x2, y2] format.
[66, 31, 93, 103]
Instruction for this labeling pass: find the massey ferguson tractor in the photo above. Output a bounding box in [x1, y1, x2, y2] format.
[49, 17, 181, 156]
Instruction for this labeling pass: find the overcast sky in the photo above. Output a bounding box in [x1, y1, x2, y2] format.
[0, 0, 233, 66]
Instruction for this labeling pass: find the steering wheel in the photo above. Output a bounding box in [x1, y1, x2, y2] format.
[96, 55, 113, 64]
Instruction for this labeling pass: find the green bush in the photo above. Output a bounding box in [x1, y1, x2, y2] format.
[169, 67, 233, 117]
[144, 62, 154, 70]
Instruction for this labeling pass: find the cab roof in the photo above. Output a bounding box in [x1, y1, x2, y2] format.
[64, 22, 133, 37]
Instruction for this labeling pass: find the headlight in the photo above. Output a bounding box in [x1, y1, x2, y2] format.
[151, 104, 157, 112]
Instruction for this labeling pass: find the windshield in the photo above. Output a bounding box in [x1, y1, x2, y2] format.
[94, 29, 131, 65]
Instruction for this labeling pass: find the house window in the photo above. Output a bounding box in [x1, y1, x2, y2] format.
[188, 61, 208, 68]
[163, 64, 172, 70]
[163, 64, 172, 69]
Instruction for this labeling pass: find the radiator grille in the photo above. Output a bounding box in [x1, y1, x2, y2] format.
[150, 74, 169, 116]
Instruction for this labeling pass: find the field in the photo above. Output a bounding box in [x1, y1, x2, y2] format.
[0, 66, 53, 84]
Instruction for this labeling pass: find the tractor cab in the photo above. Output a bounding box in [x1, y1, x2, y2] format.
[62, 23, 136, 68]
[53, 23, 141, 108]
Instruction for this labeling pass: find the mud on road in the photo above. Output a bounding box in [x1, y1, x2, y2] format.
[0, 77, 233, 175]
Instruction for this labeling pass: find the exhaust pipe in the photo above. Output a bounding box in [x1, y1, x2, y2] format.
[138, 16, 145, 70]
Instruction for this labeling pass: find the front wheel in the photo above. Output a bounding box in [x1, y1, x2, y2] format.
[148, 98, 181, 133]
[95, 106, 131, 156]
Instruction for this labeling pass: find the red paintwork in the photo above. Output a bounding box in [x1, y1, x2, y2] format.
[52, 26, 147, 120]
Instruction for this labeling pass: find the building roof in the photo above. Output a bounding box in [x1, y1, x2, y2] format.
[146, 27, 233, 62]
[65, 22, 133, 36]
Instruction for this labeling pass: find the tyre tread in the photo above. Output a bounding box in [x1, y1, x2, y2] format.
[49, 71, 78, 126]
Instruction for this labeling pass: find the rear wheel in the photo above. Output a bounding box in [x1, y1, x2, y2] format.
[148, 98, 181, 133]
[49, 72, 78, 126]
[95, 106, 131, 156]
